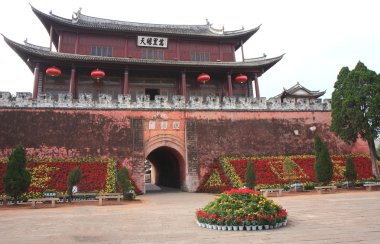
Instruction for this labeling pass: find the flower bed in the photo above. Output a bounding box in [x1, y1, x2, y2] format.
[0, 157, 142, 198]
[196, 188, 288, 231]
[197, 154, 379, 192]
[196, 161, 232, 193]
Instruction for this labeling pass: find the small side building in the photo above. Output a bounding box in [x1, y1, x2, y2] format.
[273, 82, 326, 103]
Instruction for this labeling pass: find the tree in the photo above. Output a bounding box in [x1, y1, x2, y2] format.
[3, 146, 31, 204]
[67, 167, 81, 202]
[245, 161, 256, 189]
[344, 157, 357, 182]
[117, 167, 135, 200]
[314, 134, 333, 185]
[331, 61, 380, 178]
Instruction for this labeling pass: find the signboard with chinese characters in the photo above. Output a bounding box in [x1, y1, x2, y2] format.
[137, 36, 168, 48]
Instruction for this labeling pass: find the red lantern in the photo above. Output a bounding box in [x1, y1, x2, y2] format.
[91, 68, 105, 82]
[45, 66, 61, 77]
[235, 74, 248, 84]
[197, 73, 210, 84]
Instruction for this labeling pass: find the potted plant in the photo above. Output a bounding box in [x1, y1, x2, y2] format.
[216, 217, 224, 230]
[225, 216, 233, 231]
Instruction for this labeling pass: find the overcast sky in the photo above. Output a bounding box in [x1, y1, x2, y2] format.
[1, 0, 379, 98]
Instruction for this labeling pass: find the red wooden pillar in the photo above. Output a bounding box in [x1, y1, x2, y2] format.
[181, 71, 186, 97]
[124, 38, 128, 58]
[254, 73, 260, 98]
[69, 66, 76, 97]
[123, 68, 129, 95]
[49, 25, 53, 51]
[75, 33, 79, 54]
[245, 82, 249, 97]
[176, 38, 180, 59]
[32, 63, 40, 99]
[227, 73, 233, 96]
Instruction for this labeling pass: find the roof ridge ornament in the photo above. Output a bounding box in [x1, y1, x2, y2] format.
[72, 7, 82, 23]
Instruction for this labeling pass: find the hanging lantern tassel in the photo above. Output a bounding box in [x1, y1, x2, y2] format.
[91, 68, 105, 82]
[234, 74, 248, 84]
[197, 73, 210, 84]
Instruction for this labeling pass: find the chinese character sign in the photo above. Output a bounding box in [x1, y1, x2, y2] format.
[137, 36, 168, 48]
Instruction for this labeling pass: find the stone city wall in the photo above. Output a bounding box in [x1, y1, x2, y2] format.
[0, 92, 331, 111]
[0, 92, 368, 192]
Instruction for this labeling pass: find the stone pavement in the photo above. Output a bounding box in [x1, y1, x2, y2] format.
[1, 190, 380, 243]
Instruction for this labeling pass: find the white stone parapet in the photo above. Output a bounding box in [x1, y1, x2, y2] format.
[0, 92, 332, 111]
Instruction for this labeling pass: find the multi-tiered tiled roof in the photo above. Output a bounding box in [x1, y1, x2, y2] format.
[31, 5, 260, 50]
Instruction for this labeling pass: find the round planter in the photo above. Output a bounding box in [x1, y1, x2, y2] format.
[217, 225, 222, 231]
[251, 225, 257, 231]
[221, 226, 227, 231]
[227, 226, 233, 231]
[238, 226, 244, 231]
[257, 225, 263, 230]
[233, 226, 238, 231]
[245, 225, 252, 231]
[264, 225, 269, 230]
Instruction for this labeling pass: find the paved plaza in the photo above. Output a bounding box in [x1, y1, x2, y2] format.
[1, 189, 380, 243]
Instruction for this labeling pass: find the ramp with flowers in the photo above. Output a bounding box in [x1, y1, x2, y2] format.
[196, 188, 287, 231]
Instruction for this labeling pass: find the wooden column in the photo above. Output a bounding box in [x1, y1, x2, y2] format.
[124, 38, 128, 57]
[32, 63, 40, 99]
[69, 66, 76, 97]
[218, 42, 222, 61]
[181, 71, 186, 97]
[254, 73, 260, 98]
[49, 25, 53, 51]
[240, 40, 245, 61]
[58, 32, 62, 52]
[75, 33, 79, 54]
[123, 68, 129, 95]
[227, 73, 233, 96]
[176, 38, 180, 60]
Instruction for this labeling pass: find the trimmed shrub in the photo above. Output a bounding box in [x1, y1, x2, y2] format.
[313, 135, 333, 185]
[3, 146, 31, 203]
[117, 167, 135, 200]
[245, 161, 256, 189]
[345, 157, 357, 182]
[67, 167, 81, 202]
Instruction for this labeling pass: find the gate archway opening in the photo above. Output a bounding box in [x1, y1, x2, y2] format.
[146, 146, 184, 190]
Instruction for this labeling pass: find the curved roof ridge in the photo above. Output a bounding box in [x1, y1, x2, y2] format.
[76, 11, 211, 31]
[3, 35, 282, 73]
[23, 38, 50, 51]
[30, 5, 259, 39]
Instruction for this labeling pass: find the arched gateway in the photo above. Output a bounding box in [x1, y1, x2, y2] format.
[144, 135, 186, 192]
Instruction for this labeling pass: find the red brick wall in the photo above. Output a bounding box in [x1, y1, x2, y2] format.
[0, 109, 368, 192]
